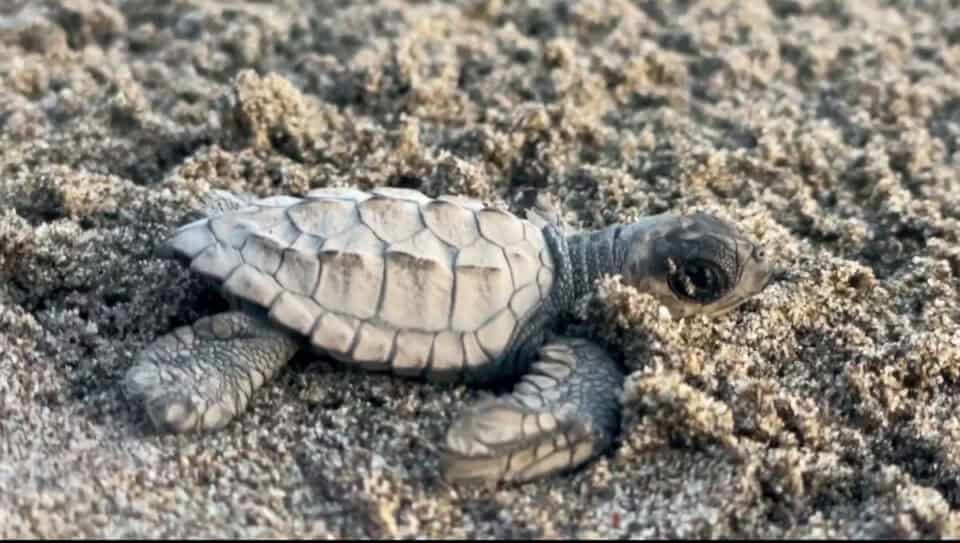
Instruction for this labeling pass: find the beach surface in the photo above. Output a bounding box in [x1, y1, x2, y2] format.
[1, 0, 959, 537]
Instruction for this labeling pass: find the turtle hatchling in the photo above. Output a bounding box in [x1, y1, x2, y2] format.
[123, 187, 773, 484]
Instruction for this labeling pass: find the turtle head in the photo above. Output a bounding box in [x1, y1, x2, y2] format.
[619, 212, 773, 319]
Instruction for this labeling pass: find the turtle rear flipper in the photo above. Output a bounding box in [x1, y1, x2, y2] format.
[155, 190, 260, 259]
[189, 189, 258, 221]
[439, 337, 624, 485]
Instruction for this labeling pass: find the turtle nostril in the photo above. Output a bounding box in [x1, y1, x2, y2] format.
[752, 246, 766, 260]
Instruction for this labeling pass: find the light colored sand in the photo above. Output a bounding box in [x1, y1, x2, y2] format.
[1, 0, 958, 537]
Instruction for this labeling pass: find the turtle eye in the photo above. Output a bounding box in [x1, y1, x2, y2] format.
[668, 259, 728, 303]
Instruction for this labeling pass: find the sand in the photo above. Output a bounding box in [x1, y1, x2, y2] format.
[1, 0, 959, 538]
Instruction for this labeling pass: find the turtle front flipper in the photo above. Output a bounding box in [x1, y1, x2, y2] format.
[439, 337, 624, 485]
[122, 311, 299, 433]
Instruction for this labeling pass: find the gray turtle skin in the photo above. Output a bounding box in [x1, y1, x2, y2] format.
[123, 187, 773, 485]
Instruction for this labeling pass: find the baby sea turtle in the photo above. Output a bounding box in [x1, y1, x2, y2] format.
[123, 187, 773, 484]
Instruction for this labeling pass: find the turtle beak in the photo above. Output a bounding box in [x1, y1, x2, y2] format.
[766, 267, 790, 287]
